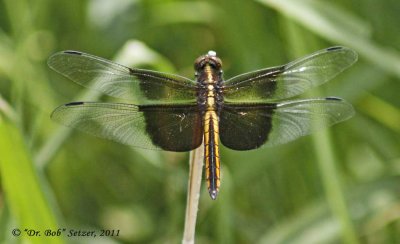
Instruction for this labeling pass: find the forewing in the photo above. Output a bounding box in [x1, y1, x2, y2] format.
[223, 47, 357, 103]
[219, 98, 354, 150]
[51, 102, 203, 151]
[48, 51, 197, 104]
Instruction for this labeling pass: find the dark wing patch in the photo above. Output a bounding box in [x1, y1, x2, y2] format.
[223, 46, 357, 103]
[48, 51, 197, 104]
[139, 105, 203, 151]
[219, 104, 276, 150]
[219, 98, 354, 150]
[51, 102, 202, 151]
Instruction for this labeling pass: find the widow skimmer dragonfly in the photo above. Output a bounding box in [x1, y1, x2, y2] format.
[49, 46, 357, 200]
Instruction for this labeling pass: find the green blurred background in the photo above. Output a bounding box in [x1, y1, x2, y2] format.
[1, 0, 400, 243]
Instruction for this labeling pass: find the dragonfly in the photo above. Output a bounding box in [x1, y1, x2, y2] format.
[49, 46, 357, 200]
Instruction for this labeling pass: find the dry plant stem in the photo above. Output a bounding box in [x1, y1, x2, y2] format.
[182, 143, 204, 244]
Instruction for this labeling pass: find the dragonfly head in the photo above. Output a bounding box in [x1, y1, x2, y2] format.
[194, 51, 223, 83]
[194, 50, 222, 73]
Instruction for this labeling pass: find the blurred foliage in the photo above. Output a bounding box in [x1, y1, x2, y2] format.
[0, 0, 400, 243]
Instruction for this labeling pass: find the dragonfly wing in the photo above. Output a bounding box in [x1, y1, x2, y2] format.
[219, 98, 354, 150]
[51, 102, 203, 151]
[48, 51, 197, 104]
[223, 47, 357, 103]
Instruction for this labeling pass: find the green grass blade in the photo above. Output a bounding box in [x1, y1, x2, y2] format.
[0, 117, 63, 244]
[281, 19, 359, 244]
[311, 128, 359, 244]
[258, 0, 400, 78]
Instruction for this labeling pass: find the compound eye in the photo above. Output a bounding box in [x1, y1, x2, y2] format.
[194, 58, 207, 71]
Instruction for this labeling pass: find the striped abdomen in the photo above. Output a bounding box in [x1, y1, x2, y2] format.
[204, 110, 221, 200]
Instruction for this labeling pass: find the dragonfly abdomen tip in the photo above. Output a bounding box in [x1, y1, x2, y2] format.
[209, 189, 218, 200]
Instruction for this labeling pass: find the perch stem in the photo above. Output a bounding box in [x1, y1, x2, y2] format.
[182, 143, 204, 244]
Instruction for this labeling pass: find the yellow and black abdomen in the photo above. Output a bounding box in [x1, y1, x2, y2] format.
[195, 59, 224, 200]
[204, 110, 221, 200]
[202, 64, 222, 199]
